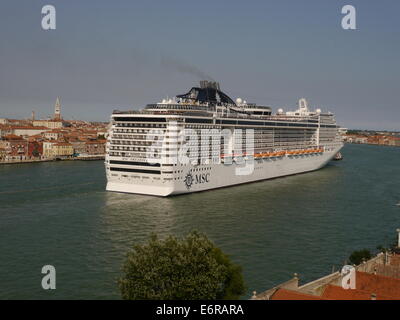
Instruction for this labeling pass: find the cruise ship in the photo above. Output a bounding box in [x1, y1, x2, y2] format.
[105, 81, 343, 196]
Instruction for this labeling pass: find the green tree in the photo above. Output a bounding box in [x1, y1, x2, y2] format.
[348, 249, 372, 265]
[119, 231, 245, 300]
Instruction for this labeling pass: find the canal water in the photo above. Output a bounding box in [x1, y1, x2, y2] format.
[1, 143, 399, 299]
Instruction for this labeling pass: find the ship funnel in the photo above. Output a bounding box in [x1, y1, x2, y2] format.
[200, 80, 220, 91]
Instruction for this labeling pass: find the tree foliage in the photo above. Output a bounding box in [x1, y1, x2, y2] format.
[348, 249, 372, 265]
[119, 231, 245, 300]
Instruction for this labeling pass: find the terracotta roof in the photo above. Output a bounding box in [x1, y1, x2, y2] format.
[85, 140, 106, 144]
[355, 271, 400, 298]
[270, 288, 326, 300]
[11, 126, 48, 130]
[322, 284, 397, 300]
[391, 255, 400, 266]
[3, 134, 25, 140]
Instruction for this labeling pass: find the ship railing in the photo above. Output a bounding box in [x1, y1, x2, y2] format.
[112, 110, 321, 124]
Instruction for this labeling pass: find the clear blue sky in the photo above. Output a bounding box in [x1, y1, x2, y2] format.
[0, 0, 399, 130]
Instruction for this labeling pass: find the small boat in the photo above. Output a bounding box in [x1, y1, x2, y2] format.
[333, 152, 343, 161]
[396, 202, 400, 207]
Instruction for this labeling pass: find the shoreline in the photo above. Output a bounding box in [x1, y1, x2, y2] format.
[0, 156, 105, 165]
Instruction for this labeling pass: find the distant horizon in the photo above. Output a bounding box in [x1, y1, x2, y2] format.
[0, 94, 399, 132]
[1, 101, 398, 133]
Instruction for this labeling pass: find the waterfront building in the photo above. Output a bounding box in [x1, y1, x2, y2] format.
[42, 141, 54, 158]
[27, 140, 43, 158]
[43, 141, 74, 158]
[85, 139, 106, 155]
[344, 134, 400, 147]
[53, 142, 74, 157]
[69, 139, 87, 156]
[0, 147, 6, 160]
[0, 135, 28, 160]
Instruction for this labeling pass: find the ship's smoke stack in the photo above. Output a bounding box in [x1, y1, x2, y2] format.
[200, 80, 220, 91]
[159, 56, 214, 81]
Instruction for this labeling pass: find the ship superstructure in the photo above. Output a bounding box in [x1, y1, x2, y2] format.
[105, 81, 343, 196]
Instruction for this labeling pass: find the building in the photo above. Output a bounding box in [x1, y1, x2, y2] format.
[0, 147, 6, 160]
[0, 125, 12, 138]
[53, 142, 74, 157]
[69, 139, 87, 156]
[0, 135, 28, 160]
[11, 126, 48, 137]
[43, 141, 54, 158]
[43, 141, 74, 158]
[27, 140, 43, 158]
[32, 119, 64, 129]
[85, 139, 106, 155]
[43, 129, 65, 140]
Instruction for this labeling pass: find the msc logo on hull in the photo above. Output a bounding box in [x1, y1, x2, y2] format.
[184, 170, 210, 190]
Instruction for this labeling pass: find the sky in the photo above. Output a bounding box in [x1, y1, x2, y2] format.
[0, 0, 399, 130]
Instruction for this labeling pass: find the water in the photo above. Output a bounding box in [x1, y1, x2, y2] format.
[1, 144, 399, 299]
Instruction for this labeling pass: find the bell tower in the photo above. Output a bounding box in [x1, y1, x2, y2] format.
[54, 97, 61, 120]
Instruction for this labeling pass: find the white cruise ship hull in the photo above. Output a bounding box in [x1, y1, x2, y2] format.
[106, 145, 342, 197]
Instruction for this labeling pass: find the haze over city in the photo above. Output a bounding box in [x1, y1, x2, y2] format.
[0, 0, 399, 130]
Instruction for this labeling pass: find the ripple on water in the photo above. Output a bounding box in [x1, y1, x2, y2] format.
[1, 145, 400, 299]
